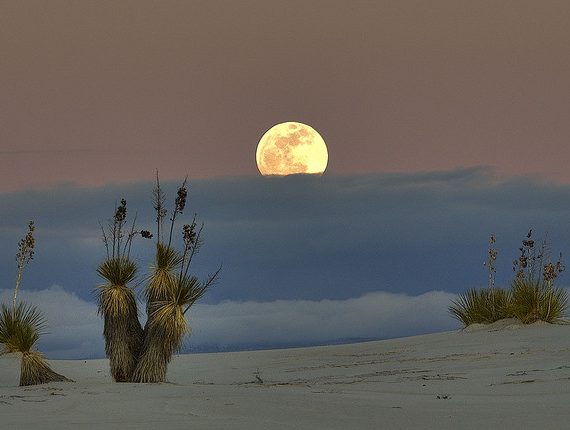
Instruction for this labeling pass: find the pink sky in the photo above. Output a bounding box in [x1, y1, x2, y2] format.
[2, 0, 570, 192]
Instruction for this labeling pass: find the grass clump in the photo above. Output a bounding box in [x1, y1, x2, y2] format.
[450, 230, 568, 327]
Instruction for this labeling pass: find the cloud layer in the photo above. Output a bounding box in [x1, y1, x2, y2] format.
[187, 290, 458, 352]
[1, 168, 570, 303]
[0, 286, 458, 359]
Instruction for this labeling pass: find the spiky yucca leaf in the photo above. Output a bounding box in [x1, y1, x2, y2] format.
[155, 242, 183, 270]
[146, 269, 176, 306]
[486, 287, 513, 321]
[20, 351, 71, 386]
[177, 275, 206, 310]
[449, 288, 513, 326]
[97, 257, 137, 287]
[0, 302, 45, 353]
[145, 243, 182, 303]
[7, 317, 39, 353]
[510, 279, 568, 324]
[449, 289, 486, 326]
[150, 302, 187, 352]
[149, 275, 206, 354]
[97, 283, 138, 318]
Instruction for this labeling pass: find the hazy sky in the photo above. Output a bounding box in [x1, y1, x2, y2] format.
[2, 1, 570, 358]
[2, 0, 570, 191]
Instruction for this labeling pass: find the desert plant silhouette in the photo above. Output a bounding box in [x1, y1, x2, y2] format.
[97, 173, 220, 383]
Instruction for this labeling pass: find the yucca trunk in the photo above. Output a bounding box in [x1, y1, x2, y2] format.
[103, 309, 143, 382]
[131, 244, 184, 382]
[132, 301, 186, 383]
[131, 327, 170, 383]
[131, 319, 170, 383]
[100, 287, 143, 382]
[20, 351, 72, 386]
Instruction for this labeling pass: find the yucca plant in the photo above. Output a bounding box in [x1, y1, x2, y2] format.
[510, 278, 568, 324]
[0, 303, 71, 386]
[510, 230, 567, 323]
[449, 287, 512, 326]
[0, 223, 71, 386]
[99, 173, 220, 383]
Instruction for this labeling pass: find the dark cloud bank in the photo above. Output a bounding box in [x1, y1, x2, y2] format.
[1, 168, 569, 358]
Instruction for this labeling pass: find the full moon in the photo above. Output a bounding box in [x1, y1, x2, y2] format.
[256, 122, 328, 176]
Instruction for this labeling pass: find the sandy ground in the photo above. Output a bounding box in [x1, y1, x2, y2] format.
[1, 320, 570, 429]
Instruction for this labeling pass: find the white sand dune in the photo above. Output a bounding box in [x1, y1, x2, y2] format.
[2, 322, 570, 429]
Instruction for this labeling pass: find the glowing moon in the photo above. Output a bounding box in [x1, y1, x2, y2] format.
[256, 122, 328, 176]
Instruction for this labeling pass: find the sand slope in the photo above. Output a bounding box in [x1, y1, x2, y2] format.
[2, 322, 570, 429]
